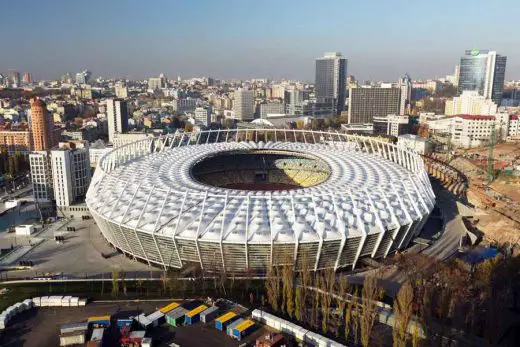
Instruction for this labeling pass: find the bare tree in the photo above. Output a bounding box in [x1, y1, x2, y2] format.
[334, 274, 349, 337]
[295, 286, 303, 322]
[299, 251, 312, 323]
[111, 267, 120, 298]
[265, 265, 279, 312]
[321, 268, 335, 335]
[360, 274, 380, 347]
[393, 283, 414, 347]
[282, 253, 295, 318]
[345, 288, 357, 343]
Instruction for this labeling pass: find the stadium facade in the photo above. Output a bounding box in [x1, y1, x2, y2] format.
[86, 129, 435, 273]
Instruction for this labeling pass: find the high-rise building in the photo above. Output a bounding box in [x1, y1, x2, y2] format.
[233, 88, 255, 120]
[398, 73, 412, 115]
[173, 98, 197, 115]
[106, 99, 129, 143]
[458, 49, 507, 105]
[22, 72, 32, 84]
[315, 52, 347, 114]
[148, 73, 167, 90]
[51, 142, 91, 207]
[9, 71, 21, 87]
[30, 151, 53, 202]
[445, 91, 498, 116]
[348, 87, 401, 124]
[284, 90, 308, 115]
[75, 70, 92, 85]
[114, 81, 128, 98]
[30, 98, 56, 151]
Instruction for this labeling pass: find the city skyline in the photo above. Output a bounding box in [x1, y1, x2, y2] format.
[2, 0, 519, 81]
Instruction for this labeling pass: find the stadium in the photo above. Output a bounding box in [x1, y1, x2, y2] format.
[86, 129, 435, 273]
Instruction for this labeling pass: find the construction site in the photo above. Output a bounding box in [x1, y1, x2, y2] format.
[431, 138, 520, 245]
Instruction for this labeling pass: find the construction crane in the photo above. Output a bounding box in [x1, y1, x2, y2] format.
[487, 125, 495, 184]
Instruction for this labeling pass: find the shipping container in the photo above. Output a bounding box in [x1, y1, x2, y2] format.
[232, 319, 255, 341]
[165, 307, 187, 327]
[60, 322, 88, 334]
[146, 310, 165, 327]
[200, 306, 219, 323]
[87, 328, 104, 347]
[184, 305, 208, 325]
[227, 318, 244, 337]
[88, 315, 111, 328]
[215, 311, 238, 331]
[116, 318, 134, 328]
[134, 313, 154, 329]
[60, 331, 85, 346]
[141, 337, 153, 347]
[159, 302, 180, 314]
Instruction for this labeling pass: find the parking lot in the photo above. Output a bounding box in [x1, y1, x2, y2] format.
[0, 300, 273, 347]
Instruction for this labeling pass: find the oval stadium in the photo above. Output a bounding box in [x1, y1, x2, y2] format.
[86, 129, 435, 273]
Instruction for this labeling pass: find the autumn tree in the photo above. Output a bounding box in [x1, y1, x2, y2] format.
[111, 267, 120, 298]
[360, 274, 380, 347]
[393, 283, 414, 347]
[282, 254, 295, 318]
[295, 286, 303, 322]
[345, 290, 357, 342]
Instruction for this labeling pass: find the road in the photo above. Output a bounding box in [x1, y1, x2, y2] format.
[346, 180, 466, 297]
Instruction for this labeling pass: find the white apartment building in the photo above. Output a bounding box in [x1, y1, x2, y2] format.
[51, 144, 91, 207]
[451, 114, 510, 148]
[194, 106, 212, 127]
[114, 82, 128, 98]
[445, 91, 498, 116]
[507, 115, 519, 140]
[29, 151, 53, 202]
[233, 88, 255, 120]
[106, 98, 129, 143]
[259, 102, 285, 119]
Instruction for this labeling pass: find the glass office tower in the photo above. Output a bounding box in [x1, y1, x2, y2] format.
[315, 52, 347, 115]
[458, 50, 507, 105]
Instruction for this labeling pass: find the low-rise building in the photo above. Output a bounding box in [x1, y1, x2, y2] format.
[0, 129, 32, 153]
[373, 114, 410, 137]
[398, 134, 433, 155]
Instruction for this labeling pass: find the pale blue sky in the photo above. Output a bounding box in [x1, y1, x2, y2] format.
[1, 0, 518, 81]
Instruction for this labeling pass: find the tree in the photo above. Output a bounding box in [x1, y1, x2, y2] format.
[335, 274, 349, 337]
[393, 283, 414, 347]
[265, 265, 279, 312]
[345, 288, 357, 343]
[7, 156, 15, 177]
[295, 286, 303, 322]
[282, 254, 295, 318]
[360, 274, 379, 347]
[321, 268, 335, 335]
[111, 268, 119, 298]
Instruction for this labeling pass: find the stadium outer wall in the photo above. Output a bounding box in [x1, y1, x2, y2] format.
[86, 129, 435, 274]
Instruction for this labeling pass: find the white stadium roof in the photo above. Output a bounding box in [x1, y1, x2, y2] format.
[86, 129, 435, 271]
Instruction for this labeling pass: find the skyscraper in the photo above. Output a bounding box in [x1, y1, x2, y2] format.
[75, 70, 92, 85]
[315, 52, 347, 115]
[458, 49, 507, 105]
[22, 72, 32, 84]
[398, 73, 412, 115]
[106, 99, 129, 143]
[233, 88, 255, 120]
[30, 98, 55, 151]
[9, 71, 21, 87]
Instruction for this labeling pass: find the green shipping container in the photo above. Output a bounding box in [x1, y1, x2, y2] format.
[166, 307, 187, 327]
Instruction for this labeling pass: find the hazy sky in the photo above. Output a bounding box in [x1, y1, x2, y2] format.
[2, 0, 519, 82]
